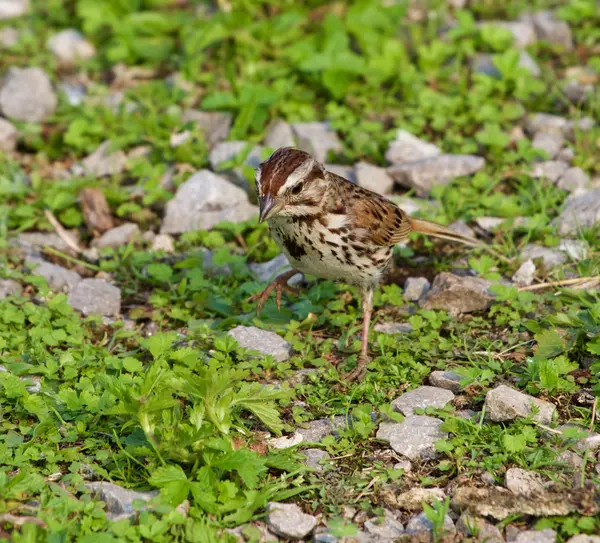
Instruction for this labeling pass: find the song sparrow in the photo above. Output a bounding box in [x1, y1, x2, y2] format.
[251, 147, 479, 382]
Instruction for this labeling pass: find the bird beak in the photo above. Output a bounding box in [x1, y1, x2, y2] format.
[259, 195, 282, 223]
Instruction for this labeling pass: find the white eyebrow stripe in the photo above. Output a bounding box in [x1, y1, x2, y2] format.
[276, 157, 315, 195]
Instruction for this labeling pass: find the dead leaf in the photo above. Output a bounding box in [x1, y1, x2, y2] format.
[80, 188, 114, 235]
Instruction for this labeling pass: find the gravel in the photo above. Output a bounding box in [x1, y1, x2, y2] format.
[0, 26, 19, 46]
[532, 132, 564, 159]
[0, 67, 57, 122]
[484, 384, 556, 424]
[32, 262, 82, 292]
[92, 223, 140, 249]
[181, 109, 231, 147]
[558, 189, 600, 236]
[557, 167, 590, 192]
[0, 278, 22, 299]
[505, 468, 546, 497]
[373, 322, 412, 334]
[456, 513, 503, 542]
[385, 129, 441, 165]
[515, 529, 557, 543]
[0, 0, 29, 19]
[264, 119, 295, 149]
[429, 370, 463, 393]
[377, 415, 447, 460]
[391, 385, 455, 415]
[354, 161, 394, 195]
[228, 325, 292, 362]
[419, 272, 494, 315]
[68, 279, 122, 317]
[291, 122, 342, 163]
[151, 234, 175, 253]
[46, 29, 96, 64]
[0, 117, 17, 151]
[81, 140, 127, 178]
[249, 254, 294, 282]
[531, 160, 569, 183]
[405, 512, 455, 537]
[302, 449, 330, 472]
[395, 487, 446, 511]
[512, 260, 536, 286]
[364, 511, 404, 540]
[208, 140, 264, 170]
[266, 502, 317, 540]
[520, 244, 567, 269]
[86, 482, 157, 521]
[403, 277, 430, 302]
[529, 10, 573, 50]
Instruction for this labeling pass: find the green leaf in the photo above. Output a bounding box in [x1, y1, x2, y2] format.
[144, 332, 178, 359]
[149, 465, 187, 486]
[534, 329, 564, 359]
[502, 432, 526, 453]
[213, 449, 267, 490]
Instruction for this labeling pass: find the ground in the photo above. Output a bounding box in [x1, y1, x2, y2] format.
[0, 0, 599, 542]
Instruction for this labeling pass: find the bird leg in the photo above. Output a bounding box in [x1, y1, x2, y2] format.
[249, 269, 300, 315]
[342, 287, 373, 383]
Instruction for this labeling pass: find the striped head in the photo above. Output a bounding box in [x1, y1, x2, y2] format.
[255, 147, 327, 223]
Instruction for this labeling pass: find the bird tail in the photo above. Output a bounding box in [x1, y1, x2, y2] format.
[408, 217, 480, 247]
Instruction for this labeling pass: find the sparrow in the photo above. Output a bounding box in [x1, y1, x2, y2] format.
[250, 147, 480, 382]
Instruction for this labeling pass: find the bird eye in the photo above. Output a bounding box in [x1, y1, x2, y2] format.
[291, 184, 302, 195]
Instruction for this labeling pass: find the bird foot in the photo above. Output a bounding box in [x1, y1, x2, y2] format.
[332, 354, 370, 391]
[249, 271, 300, 315]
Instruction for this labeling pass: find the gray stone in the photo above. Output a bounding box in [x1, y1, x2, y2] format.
[480, 20, 536, 49]
[68, 279, 121, 317]
[519, 51, 541, 76]
[181, 109, 231, 147]
[515, 529, 557, 543]
[299, 417, 346, 443]
[470, 52, 540, 77]
[531, 160, 569, 183]
[556, 450, 584, 470]
[558, 189, 600, 235]
[59, 81, 86, 106]
[291, 122, 342, 163]
[385, 129, 441, 165]
[557, 167, 590, 192]
[208, 141, 264, 170]
[529, 10, 573, 50]
[47, 29, 95, 64]
[525, 113, 569, 136]
[377, 415, 447, 460]
[0, 0, 28, 19]
[326, 164, 355, 184]
[521, 244, 566, 269]
[32, 262, 81, 292]
[564, 80, 594, 104]
[15, 231, 77, 254]
[419, 272, 494, 315]
[403, 277, 430, 302]
[475, 216, 505, 231]
[392, 385, 455, 415]
[160, 170, 258, 234]
[266, 502, 317, 540]
[405, 512, 455, 536]
[564, 117, 596, 140]
[0, 26, 19, 46]
[228, 326, 292, 362]
[82, 140, 127, 178]
[556, 147, 575, 163]
[396, 488, 446, 511]
[429, 370, 463, 393]
[86, 482, 157, 521]
[449, 219, 475, 238]
[505, 468, 546, 496]
[0, 117, 17, 151]
[512, 260, 536, 286]
[373, 322, 412, 335]
[355, 161, 394, 195]
[558, 239, 589, 260]
[364, 511, 404, 540]
[92, 223, 140, 249]
[265, 120, 295, 149]
[268, 432, 303, 450]
[302, 449, 330, 472]
[249, 254, 293, 282]
[456, 512, 503, 542]
[0, 278, 21, 298]
[567, 536, 600, 543]
[484, 384, 556, 424]
[393, 459, 412, 473]
[389, 154, 485, 197]
[0, 67, 57, 122]
[574, 432, 600, 454]
[532, 132, 563, 159]
[151, 234, 174, 253]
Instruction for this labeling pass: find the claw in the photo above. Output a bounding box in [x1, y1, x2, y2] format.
[249, 270, 300, 315]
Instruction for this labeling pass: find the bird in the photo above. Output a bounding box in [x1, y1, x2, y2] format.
[250, 147, 480, 383]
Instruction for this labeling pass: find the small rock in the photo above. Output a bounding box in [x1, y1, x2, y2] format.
[208, 141, 264, 170]
[31, 262, 82, 292]
[405, 512, 455, 536]
[449, 219, 475, 238]
[392, 385, 455, 416]
[269, 433, 303, 450]
[228, 325, 292, 362]
[0, 0, 29, 19]
[92, 223, 140, 249]
[0, 67, 57, 122]
[249, 254, 294, 283]
[59, 81, 86, 106]
[419, 272, 494, 315]
[529, 10, 573, 50]
[326, 164, 355, 184]
[564, 80, 594, 105]
[68, 279, 121, 317]
[395, 487, 446, 511]
[46, 29, 96, 64]
[556, 147, 575, 163]
[484, 384, 556, 424]
[525, 113, 568, 136]
[266, 502, 317, 540]
[475, 216, 505, 231]
[151, 234, 174, 253]
[558, 189, 600, 235]
[403, 277, 430, 302]
[521, 244, 566, 269]
[574, 432, 600, 454]
[0, 278, 21, 298]
[265, 120, 295, 149]
[377, 415, 447, 460]
[388, 154, 485, 197]
[393, 459, 412, 473]
[531, 160, 569, 183]
[515, 528, 557, 543]
[567, 536, 600, 543]
[0, 26, 19, 46]
[564, 117, 596, 140]
[429, 370, 463, 393]
[558, 239, 588, 260]
[160, 170, 258, 234]
[512, 260, 536, 286]
[532, 132, 563, 159]
[302, 449, 330, 472]
[82, 140, 127, 178]
[456, 512, 503, 542]
[291, 122, 342, 163]
[181, 109, 231, 147]
[299, 417, 346, 443]
[556, 450, 584, 471]
[364, 511, 404, 540]
[505, 468, 546, 496]
[519, 51, 541, 76]
[470, 52, 540, 77]
[557, 167, 590, 192]
[481, 471, 496, 485]
[480, 20, 536, 49]
[355, 161, 394, 195]
[16, 231, 77, 254]
[86, 482, 157, 521]
[170, 130, 191, 148]
[385, 129, 441, 165]
[0, 117, 17, 151]
[373, 322, 412, 334]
